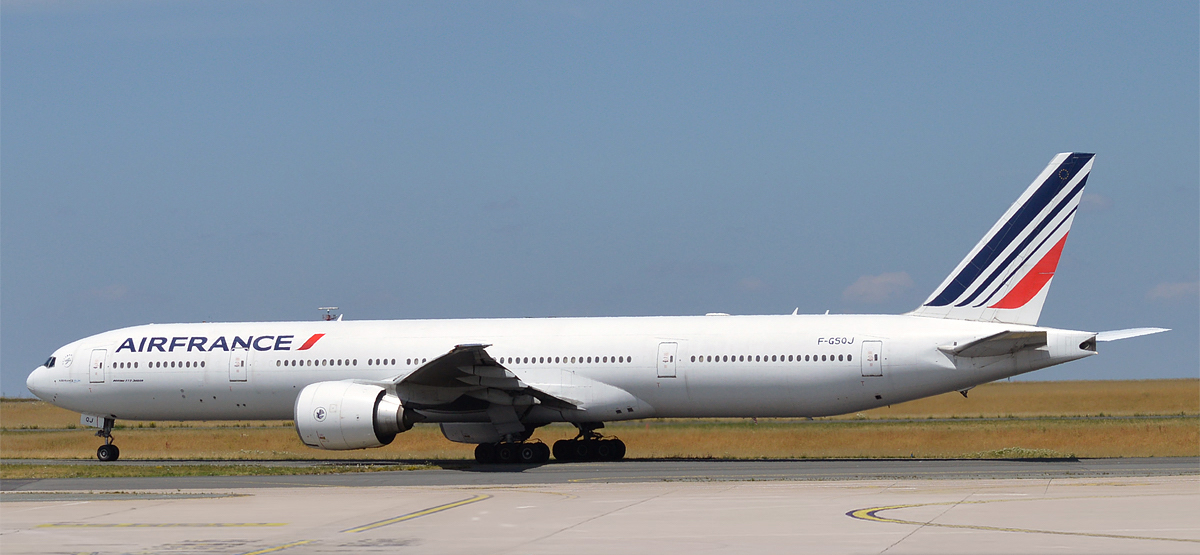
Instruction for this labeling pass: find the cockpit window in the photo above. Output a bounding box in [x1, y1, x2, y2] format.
[44, 356, 56, 368]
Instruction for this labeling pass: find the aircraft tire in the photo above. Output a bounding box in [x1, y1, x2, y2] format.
[474, 443, 496, 464]
[552, 440, 574, 461]
[596, 439, 615, 460]
[571, 440, 593, 460]
[97, 444, 119, 462]
[496, 443, 517, 464]
[534, 442, 551, 463]
[517, 443, 538, 464]
[612, 439, 626, 460]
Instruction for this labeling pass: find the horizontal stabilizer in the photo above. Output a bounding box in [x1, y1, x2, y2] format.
[1096, 327, 1170, 342]
[941, 330, 1047, 357]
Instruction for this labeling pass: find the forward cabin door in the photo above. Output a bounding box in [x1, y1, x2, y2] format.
[89, 349, 107, 383]
[657, 342, 678, 378]
[860, 341, 883, 377]
[229, 349, 248, 382]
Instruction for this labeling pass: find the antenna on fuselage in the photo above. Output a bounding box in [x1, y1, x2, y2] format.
[319, 307, 340, 321]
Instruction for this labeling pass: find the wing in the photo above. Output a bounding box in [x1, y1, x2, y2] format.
[397, 344, 577, 410]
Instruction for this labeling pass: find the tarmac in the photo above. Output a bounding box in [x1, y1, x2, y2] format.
[1, 458, 1198, 554]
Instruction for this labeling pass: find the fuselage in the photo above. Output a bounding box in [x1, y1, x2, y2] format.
[26, 314, 1096, 423]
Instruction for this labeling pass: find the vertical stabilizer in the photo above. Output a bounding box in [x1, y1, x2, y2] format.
[910, 153, 1094, 325]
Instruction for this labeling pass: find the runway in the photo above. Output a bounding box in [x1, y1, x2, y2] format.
[1, 456, 1196, 491]
[2, 459, 1198, 554]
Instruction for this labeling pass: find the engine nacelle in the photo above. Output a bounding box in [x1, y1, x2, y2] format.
[294, 381, 410, 450]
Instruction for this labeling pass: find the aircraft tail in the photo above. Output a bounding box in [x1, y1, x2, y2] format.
[910, 153, 1095, 325]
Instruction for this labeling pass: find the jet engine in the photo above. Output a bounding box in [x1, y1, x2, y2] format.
[294, 381, 411, 450]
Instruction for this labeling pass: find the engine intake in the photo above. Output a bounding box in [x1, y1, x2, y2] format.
[294, 381, 411, 450]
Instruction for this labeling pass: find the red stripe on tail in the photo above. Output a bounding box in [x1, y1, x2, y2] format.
[989, 234, 1069, 309]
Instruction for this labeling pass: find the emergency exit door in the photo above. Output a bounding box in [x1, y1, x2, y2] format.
[657, 342, 678, 378]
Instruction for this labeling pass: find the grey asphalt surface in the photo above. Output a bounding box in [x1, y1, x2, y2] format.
[3, 457, 1196, 491]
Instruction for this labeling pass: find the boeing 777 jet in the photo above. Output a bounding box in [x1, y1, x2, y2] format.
[26, 153, 1167, 463]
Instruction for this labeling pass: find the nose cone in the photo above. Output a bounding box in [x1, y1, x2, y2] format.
[26, 366, 50, 400]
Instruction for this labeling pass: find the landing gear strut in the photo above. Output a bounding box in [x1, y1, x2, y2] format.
[552, 423, 625, 462]
[95, 418, 119, 462]
[474, 441, 551, 464]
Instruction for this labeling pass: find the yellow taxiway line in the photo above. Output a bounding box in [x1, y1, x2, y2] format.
[340, 494, 491, 533]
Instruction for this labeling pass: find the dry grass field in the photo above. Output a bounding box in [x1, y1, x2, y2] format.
[1, 379, 1196, 461]
[846, 378, 1198, 419]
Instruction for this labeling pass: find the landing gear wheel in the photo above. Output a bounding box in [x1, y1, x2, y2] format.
[517, 444, 538, 463]
[97, 444, 120, 462]
[551, 423, 626, 462]
[596, 439, 616, 460]
[474, 443, 496, 464]
[496, 443, 517, 463]
[534, 442, 551, 463]
[570, 439, 593, 460]
[553, 440, 574, 461]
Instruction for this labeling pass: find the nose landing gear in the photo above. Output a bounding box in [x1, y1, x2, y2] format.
[95, 418, 119, 462]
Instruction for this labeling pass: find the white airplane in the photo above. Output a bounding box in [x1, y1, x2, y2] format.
[26, 153, 1167, 463]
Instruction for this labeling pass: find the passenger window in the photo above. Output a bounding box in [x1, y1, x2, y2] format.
[134, 362, 138, 368]
[771, 355, 776, 362]
[788, 355, 793, 362]
[838, 355, 844, 362]
[847, 355, 852, 361]
[821, 355, 827, 361]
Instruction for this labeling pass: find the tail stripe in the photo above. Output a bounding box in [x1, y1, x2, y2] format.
[925, 153, 1093, 307]
[954, 177, 1086, 307]
[974, 206, 1076, 307]
[988, 233, 1068, 309]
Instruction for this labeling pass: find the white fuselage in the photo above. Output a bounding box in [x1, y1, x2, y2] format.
[26, 314, 1096, 423]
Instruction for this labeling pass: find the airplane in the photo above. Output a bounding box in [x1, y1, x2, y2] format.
[25, 152, 1168, 464]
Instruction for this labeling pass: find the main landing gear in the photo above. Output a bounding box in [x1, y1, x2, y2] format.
[95, 418, 119, 462]
[552, 423, 626, 462]
[474, 441, 551, 464]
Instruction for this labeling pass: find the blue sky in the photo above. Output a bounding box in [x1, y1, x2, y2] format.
[3, 2, 1197, 396]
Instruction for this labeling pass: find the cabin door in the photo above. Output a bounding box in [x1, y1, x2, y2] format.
[229, 349, 249, 382]
[657, 342, 678, 378]
[860, 341, 883, 377]
[89, 349, 107, 383]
